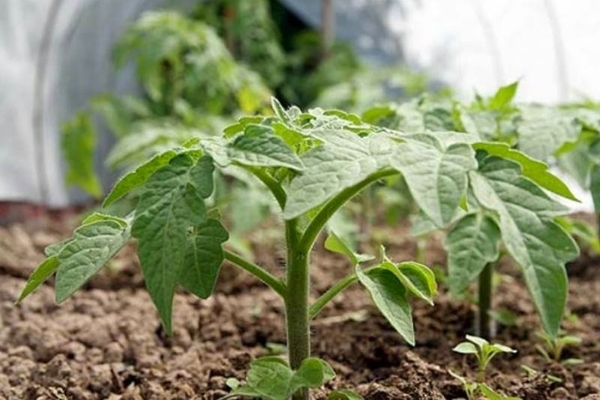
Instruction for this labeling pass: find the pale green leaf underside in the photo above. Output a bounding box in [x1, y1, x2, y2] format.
[357, 267, 414, 345]
[132, 154, 215, 333]
[473, 141, 578, 201]
[55, 220, 130, 303]
[445, 213, 501, 294]
[470, 157, 578, 336]
[283, 131, 394, 219]
[517, 106, 581, 162]
[392, 137, 476, 227]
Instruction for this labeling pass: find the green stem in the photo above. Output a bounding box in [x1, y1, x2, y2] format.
[223, 250, 286, 298]
[298, 169, 398, 255]
[477, 263, 494, 340]
[310, 273, 359, 319]
[247, 167, 287, 209]
[285, 219, 310, 400]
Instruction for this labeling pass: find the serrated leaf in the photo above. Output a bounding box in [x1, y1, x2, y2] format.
[55, 220, 130, 302]
[473, 142, 577, 201]
[131, 155, 215, 333]
[179, 219, 229, 299]
[16, 257, 59, 303]
[391, 136, 476, 227]
[81, 212, 129, 227]
[517, 106, 581, 162]
[104, 149, 178, 206]
[224, 357, 335, 400]
[271, 97, 294, 126]
[445, 213, 501, 294]
[61, 112, 102, 198]
[357, 266, 414, 345]
[469, 157, 579, 336]
[227, 125, 304, 170]
[283, 131, 394, 219]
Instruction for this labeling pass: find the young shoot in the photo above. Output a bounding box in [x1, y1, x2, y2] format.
[535, 331, 583, 365]
[448, 370, 521, 400]
[453, 335, 516, 382]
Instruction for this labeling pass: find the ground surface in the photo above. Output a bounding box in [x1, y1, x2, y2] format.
[0, 215, 599, 400]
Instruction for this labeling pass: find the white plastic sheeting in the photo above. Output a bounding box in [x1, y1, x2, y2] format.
[0, 0, 195, 207]
[1, 0, 599, 208]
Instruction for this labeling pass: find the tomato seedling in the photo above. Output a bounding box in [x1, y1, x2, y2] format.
[18, 99, 577, 398]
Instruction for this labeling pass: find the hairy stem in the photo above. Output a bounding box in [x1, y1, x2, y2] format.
[223, 250, 286, 297]
[247, 167, 287, 209]
[285, 219, 310, 400]
[477, 263, 494, 340]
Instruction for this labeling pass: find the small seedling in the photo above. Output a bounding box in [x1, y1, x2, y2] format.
[535, 331, 583, 365]
[449, 370, 520, 400]
[453, 335, 516, 381]
[451, 335, 519, 400]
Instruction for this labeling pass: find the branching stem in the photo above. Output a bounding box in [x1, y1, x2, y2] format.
[223, 250, 286, 298]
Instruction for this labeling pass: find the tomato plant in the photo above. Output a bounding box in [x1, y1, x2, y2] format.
[19, 99, 578, 398]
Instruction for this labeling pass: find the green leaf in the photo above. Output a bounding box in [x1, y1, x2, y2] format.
[488, 82, 518, 110]
[391, 136, 476, 227]
[517, 106, 581, 162]
[61, 111, 102, 198]
[283, 131, 394, 219]
[394, 262, 438, 305]
[469, 157, 579, 336]
[445, 213, 501, 294]
[328, 390, 364, 400]
[224, 357, 335, 400]
[452, 342, 478, 355]
[271, 97, 294, 126]
[473, 142, 577, 201]
[179, 219, 229, 299]
[131, 155, 215, 333]
[44, 239, 73, 257]
[324, 232, 373, 266]
[106, 124, 194, 168]
[55, 219, 130, 302]
[103, 149, 178, 206]
[227, 125, 304, 170]
[289, 358, 335, 395]
[357, 266, 414, 345]
[16, 257, 59, 303]
[479, 383, 521, 400]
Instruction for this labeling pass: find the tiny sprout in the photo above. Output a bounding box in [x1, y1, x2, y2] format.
[453, 335, 516, 381]
[448, 370, 521, 400]
[535, 331, 583, 365]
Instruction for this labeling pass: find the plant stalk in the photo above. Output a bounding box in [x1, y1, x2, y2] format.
[223, 250, 286, 297]
[285, 220, 310, 400]
[477, 263, 494, 340]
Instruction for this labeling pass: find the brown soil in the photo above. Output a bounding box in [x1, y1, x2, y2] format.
[0, 216, 599, 400]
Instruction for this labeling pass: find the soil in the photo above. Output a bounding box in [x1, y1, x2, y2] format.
[0, 215, 599, 400]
